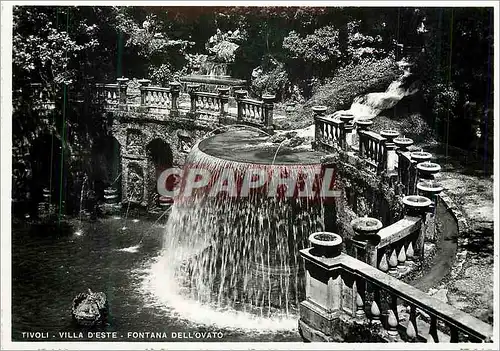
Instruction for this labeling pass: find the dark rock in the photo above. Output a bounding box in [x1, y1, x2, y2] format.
[268, 134, 287, 144]
[71, 289, 108, 327]
[285, 136, 306, 148]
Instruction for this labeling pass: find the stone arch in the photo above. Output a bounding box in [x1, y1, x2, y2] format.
[145, 138, 174, 208]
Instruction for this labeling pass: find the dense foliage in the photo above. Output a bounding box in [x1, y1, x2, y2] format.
[12, 5, 494, 155]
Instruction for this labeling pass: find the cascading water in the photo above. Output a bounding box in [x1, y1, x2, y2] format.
[343, 60, 418, 120]
[140, 128, 333, 330]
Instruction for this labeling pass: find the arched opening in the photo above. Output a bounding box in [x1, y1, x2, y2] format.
[146, 138, 174, 208]
[90, 136, 122, 203]
[29, 133, 66, 214]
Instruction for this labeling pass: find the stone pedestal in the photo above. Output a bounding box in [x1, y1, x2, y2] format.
[380, 130, 399, 173]
[339, 113, 355, 149]
[169, 82, 182, 116]
[116, 77, 129, 106]
[402, 195, 432, 258]
[234, 90, 248, 121]
[349, 217, 383, 267]
[262, 94, 275, 129]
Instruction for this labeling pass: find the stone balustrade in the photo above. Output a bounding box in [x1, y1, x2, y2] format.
[23, 79, 275, 129]
[348, 195, 431, 277]
[312, 106, 345, 151]
[358, 130, 388, 175]
[188, 88, 229, 124]
[139, 82, 181, 116]
[95, 83, 120, 108]
[234, 90, 274, 128]
[299, 234, 493, 343]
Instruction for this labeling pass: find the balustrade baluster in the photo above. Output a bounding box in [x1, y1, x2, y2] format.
[378, 252, 389, 272]
[427, 315, 439, 343]
[406, 305, 418, 341]
[388, 249, 398, 275]
[352, 280, 367, 320]
[449, 324, 459, 342]
[397, 245, 407, 268]
[387, 309, 399, 340]
[406, 241, 415, 262]
[370, 287, 382, 325]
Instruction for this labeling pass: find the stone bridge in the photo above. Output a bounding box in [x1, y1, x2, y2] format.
[17, 79, 276, 212]
[94, 78, 276, 209]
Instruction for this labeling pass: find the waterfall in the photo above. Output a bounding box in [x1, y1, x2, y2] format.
[340, 60, 418, 121]
[163, 147, 324, 316]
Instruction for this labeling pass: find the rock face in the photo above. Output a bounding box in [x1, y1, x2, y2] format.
[71, 289, 108, 327]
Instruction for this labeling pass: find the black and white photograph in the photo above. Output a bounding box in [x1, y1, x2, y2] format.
[0, 1, 498, 349]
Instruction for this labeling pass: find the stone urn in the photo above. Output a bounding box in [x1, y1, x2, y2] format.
[402, 195, 432, 215]
[308, 232, 343, 258]
[410, 151, 432, 164]
[416, 161, 441, 179]
[380, 129, 399, 144]
[312, 105, 328, 117]
[393, 137, 414, 151]
[417, 180, 443, 204]
[351, 216, 383, 241]
[356, 119, 373, 131]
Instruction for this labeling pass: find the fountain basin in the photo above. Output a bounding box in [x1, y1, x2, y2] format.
[417, 162, 441, 176]
[339, 112, 355, 125]
[417, 180, 443, 193]
[351, 217, 383, 237]
[393, 137, 414, 151]
[308, 232, 343, 258]
[402, 195, 432, 210]
[411, 151, 432, 163]
[197, 129, 325, 165]
[356, 119, 373, 130]
[180, 75, 247, 87]
[312, 106, 328, 116]
[380, 129, 399, 143]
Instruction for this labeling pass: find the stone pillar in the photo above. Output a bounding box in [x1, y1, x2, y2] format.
[262, 94, 275, 129]
[416, 181, 443, 242]
[218, 87, 230, 121]
[137, 79, 151, 105]
[356, 119, 373, 158]
[235, 90, 248, 122]
[339, 113, 355, 150]
[299, 232, 345, 342]
[380, 130, 399, 173]
[187, 84, 201, 117]
[402, 195, 432, 259]
[169, 81, 181, 117]
[116, 77, 129, 106]
[350, 217, 383, 267]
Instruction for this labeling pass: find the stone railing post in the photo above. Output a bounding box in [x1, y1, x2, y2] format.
[350, 217, 383, 268]
[217, 87, 230, 121]
[416, 180, 443, 242]
[116, 77, 129, 106]
[262, 94, 275, 129]
[137, 79, 151, 105]
[187, 84, 201, 116]
[380, 130, 399, 174]
[169, 81, 181, 117]
[356, 119, 373, 158]
[312, 106, 327, 142]
[299, 232, 345, 342]
[402, 195, 432, 259]
[235, 90, 248, 122]
[339, 113, 355, 150]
